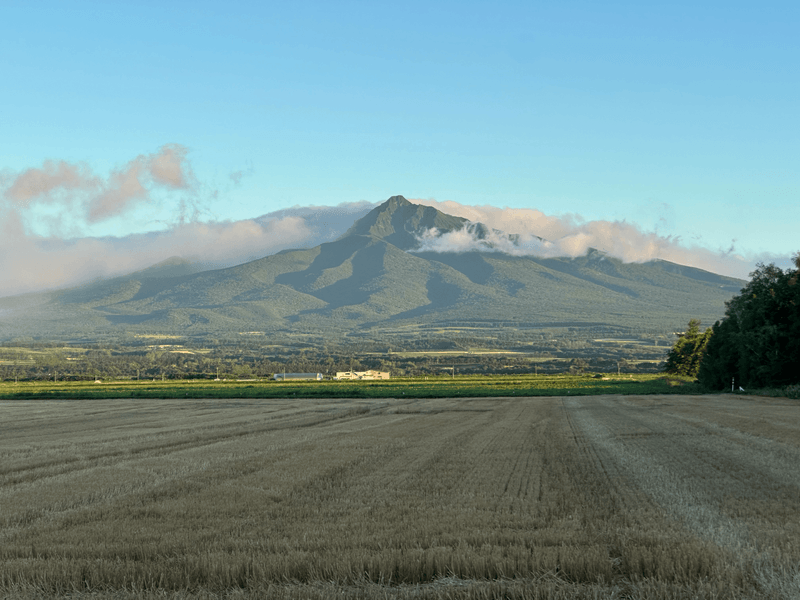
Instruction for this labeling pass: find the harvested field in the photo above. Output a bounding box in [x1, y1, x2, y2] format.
[0, 394, 798, 599]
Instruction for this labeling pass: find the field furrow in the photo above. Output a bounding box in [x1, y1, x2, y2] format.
[564, 394, 800, 598]
[1, 394, 798, 599]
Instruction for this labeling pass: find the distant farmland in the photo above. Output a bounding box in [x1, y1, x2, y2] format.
[1, 394, 799, 599]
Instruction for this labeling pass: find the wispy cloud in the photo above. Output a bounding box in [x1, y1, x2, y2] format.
[0, 145, 373, 296]
[229, 162, 254, 186]
[6, 160, 100, 207]
[410, 198, 773, 279]
[4, 144, 194, 226]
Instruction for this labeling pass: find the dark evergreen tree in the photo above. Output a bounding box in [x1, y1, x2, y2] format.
[664, 319, 712, 377]
[696, 317, 741, 390]
[698, 254, 800, 389]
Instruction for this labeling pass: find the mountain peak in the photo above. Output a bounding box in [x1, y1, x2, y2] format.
[385, 195, 412, 206]
[342, 196, 468, 250]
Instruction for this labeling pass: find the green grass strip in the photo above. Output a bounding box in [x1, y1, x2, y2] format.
[0, 374, 703, 400]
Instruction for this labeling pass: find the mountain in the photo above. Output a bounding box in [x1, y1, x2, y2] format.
[343, 195, 469, 249]
[0, 196, 744, 341]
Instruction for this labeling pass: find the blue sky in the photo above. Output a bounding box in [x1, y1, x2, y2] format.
[1, 1, 798, 293]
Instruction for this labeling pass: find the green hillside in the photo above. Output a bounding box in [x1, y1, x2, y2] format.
[0, 196, 744, 343]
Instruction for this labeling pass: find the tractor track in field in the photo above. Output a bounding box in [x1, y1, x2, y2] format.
[562, 394, 800, 598]
[0, 404, 391, 536]
[0, 404, 385, 485]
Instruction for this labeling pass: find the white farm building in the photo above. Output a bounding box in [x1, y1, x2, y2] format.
[273, 373, 324, 381]
[335, 370, 390, 380]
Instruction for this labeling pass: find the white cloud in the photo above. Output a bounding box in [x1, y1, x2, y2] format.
[3, 144, 195, 228]
[410, 198, 768, 279]
[0, 216, 314, 296]
[0, 153, 374, 296]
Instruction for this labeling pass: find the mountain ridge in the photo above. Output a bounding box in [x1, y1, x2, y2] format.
[0, 196, 745, 341]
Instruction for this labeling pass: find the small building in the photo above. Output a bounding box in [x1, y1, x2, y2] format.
[273, 373, 323, 381]
[335, 370, 390, 380]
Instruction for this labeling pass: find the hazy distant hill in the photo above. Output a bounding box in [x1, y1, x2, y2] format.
[0, 196, 744, 341]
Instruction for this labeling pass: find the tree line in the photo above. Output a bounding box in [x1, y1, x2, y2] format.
[665, 254, 800, 390]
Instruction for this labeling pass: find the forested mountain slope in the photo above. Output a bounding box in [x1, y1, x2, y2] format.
[0, 196, 744, 341]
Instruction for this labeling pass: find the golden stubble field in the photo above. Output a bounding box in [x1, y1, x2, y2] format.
[0, 394, 798, 599]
